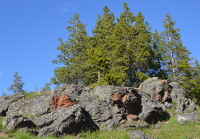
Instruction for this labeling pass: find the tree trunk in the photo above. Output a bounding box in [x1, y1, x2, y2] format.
[98, 70, 100, 82]
[170, 50, 176, 78]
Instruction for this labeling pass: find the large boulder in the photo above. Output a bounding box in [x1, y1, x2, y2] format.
[2, 115, 36, 130]
[177, 113, 200, 124]
[176, 97, 197, 113]
[137, 90, 166, 124]
[128, 130, 158, 139]
[139, 77, 171, 102]
[139, 77, 197, 113]
[35, 105, 91, 137]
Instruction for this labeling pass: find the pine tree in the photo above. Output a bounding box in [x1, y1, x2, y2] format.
[151, 30, 168, 78]
[8, 72, 25, 94]
[85, 6, 116, 86]
[133, 12, 154, 82]
[51, 13, 89, 86]
[178, 59, 200, 104]
[113, 3, 136, 86]
[161, 14, 191, 80]
[41, 83, 51, 93]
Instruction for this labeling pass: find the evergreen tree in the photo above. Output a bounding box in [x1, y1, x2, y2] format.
[85, 6, 117, 86]
[51, 13, 89, 86]
[41, 83, 51, 93]
[151, 30, 168, 78]
[113, 3, 136, 86]
[178, 59, 200, 104]
[114, 8, 155, 86]
[2, 91, 7, 96]
[133, 12, 154, 82]
[161, 14, 191, 80]
[8, 72, 25, 94]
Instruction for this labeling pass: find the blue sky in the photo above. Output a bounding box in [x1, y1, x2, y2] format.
[0, 0, 200, 95]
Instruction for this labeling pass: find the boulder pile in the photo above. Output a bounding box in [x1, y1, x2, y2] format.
[0, 77, 197, 137]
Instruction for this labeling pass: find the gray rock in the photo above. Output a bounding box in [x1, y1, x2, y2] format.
[139, 77, 171, 102]
[0, 84, 168, 136]
[35, 104, 90, 137]
[138, 90, 166, 124]
[128, 130, 149, 139]
[50, 84, 92, 102]
[2, 115, 36, 130]
[177, 113, 200, 124]
[6, 95, 52, 117]
[176, 97, 197, 113]
[118, 122, 149, 130]
[0, 95, 25, 116]
[169, 82, 185, 102]
[128, 130, 158, 139]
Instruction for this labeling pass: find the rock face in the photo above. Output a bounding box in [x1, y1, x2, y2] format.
[2, 115, 36, 130]
[0, 78, 196, 137]
[139, 77, 197, 113]
[139, 77, 171, 102]
[0, 95, 25, 116]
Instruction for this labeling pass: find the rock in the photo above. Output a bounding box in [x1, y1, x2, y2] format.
[128, 130, 158, 139]
[0, 95, 25, 116]
[137, 90, 166, 124]
[50, 84, 92, 102]
[6, 95, 52, 117]
[169, 82, 185, 102]
[118, 121, 149, 130]
[2, 115, 36, 130]
[139, 77, 171, 102]
[176, 97, 197, 113]
[164, 102, 176, 109]
[177, 113, 200, 124]
[0, 84, 168, 136]
[48, 94, 77, 112]
[35, 104, 93, 137]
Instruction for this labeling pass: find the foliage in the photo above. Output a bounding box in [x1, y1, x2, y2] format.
[41, 83, 51, 93]
[51, 13, 89, 86]
[51, 3, 200, 101]
[2, 91, 7, 96]
[8, 72, 25, 94]
[161, 14, 191, 80]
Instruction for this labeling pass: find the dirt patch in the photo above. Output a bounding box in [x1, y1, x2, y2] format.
[0, 130, 12, 139]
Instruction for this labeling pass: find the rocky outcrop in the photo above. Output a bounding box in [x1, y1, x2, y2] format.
[139, 77, 197, 113]
[0, 78, 196, 137]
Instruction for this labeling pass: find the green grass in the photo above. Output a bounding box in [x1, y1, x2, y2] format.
[1, 108, 200, 139]
[0, 117, 5, 130]
[24, 91, 50, 99]
[140, 113, 200, 139]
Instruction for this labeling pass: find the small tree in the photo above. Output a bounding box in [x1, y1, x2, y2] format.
[8, 72, 25, 94]
[41, 83, 51, 93]
[2, 91, 7, 96]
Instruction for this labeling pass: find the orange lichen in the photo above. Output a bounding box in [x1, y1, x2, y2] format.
[49, 94, 77, 111]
